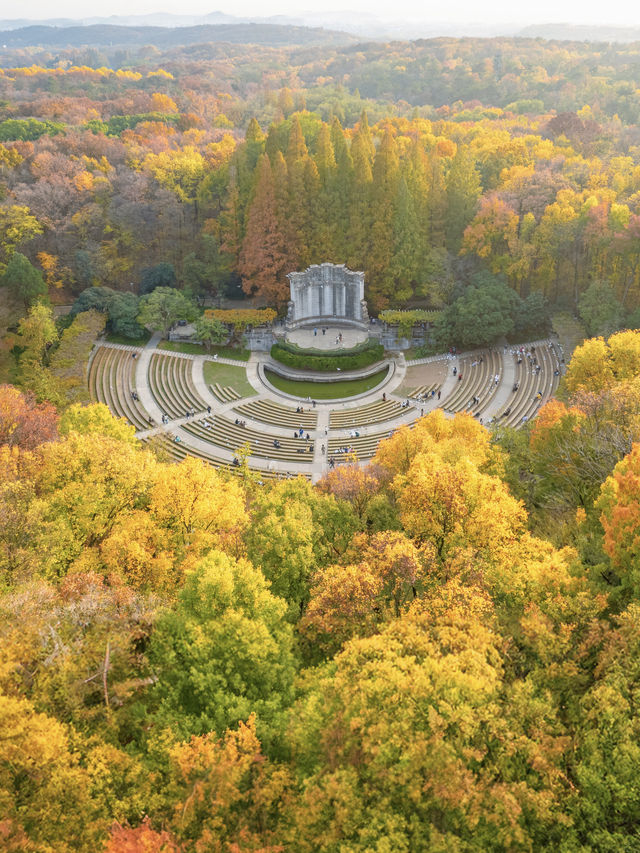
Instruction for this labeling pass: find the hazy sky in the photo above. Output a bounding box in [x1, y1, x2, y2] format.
[8, 0, 640, 26]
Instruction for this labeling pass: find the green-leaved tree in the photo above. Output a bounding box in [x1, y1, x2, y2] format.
[1, 252, 47, 309]
[137, 287, 197, 335]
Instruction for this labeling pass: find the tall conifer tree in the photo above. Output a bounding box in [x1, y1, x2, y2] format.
[238, 154, 290, 305]
[445, 149, 482, 252]
[330, 118, 354, 261]
[367, 127, 400, 308]
[347, 130, 374, 271]
[427, 152, 448, 248]
[388, 176, 422, 304]
[286, 115, 308, 167]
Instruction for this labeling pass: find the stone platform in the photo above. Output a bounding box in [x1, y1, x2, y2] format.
[286, 326, 369, 350]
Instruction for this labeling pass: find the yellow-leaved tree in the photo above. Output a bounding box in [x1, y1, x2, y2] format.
[150, 455, 248, 568]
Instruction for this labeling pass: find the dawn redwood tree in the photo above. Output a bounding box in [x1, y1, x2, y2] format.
[445, 147, 482, 252]
[367, 126, 400, 309]
[329, 116, 353, 260]
[238, 153, 290, 306]
[346, 128, 373, 271]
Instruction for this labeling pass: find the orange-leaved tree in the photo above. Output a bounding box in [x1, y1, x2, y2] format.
[597, 442, 640, 600]
[238, 153, 291, 306]
[0, 383, 58, 449]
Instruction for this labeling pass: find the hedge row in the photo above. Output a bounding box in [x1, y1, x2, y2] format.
[270, 342, 384, 372]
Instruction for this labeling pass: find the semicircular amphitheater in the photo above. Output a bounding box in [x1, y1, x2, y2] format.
[87, 334, 563, 483]
[87, 265, 563, 483]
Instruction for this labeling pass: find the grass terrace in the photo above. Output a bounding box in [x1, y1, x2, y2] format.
[202, 360, 255, 398]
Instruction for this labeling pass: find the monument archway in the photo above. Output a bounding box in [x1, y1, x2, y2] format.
[286, 263, 369, 331]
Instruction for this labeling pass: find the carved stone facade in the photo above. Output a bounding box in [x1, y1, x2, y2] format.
[286, 263, 369, 330]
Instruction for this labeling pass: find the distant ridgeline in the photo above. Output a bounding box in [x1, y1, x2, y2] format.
[0, 22, 358, 48]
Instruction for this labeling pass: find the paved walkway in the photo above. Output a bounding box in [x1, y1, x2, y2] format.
[134, 332, 165, 424]
[483, 353, 516, 420]
[287, 326, 368, 349]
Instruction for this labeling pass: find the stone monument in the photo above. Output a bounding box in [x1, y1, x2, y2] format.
[285, 263, 369, 331]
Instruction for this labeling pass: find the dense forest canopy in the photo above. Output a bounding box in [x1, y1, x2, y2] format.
[2, 36, 640, 326]
[3, 323, 640, 849]
[3, 30, 640, 851]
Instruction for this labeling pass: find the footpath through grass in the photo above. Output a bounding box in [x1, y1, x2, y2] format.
[264, 367, 389, 400]
[203, 361, 255, 398]
[159, 340, 251, 361]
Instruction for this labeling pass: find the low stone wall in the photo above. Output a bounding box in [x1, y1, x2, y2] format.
[380, 328, 435, 350]
[245, 328, 277, 351]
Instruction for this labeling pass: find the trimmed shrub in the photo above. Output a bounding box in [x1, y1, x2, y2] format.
[271, 340, 384, 371]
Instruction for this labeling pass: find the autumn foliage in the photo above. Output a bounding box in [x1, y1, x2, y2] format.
[0, 383, 58, 449]
[0, 345, 638, 850]
[4, 31, 640, 853]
